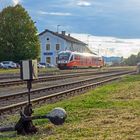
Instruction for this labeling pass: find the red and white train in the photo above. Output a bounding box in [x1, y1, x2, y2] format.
[57, 51, 104, 69]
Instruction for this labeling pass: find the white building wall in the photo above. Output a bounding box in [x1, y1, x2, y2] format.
[39, 32, 88, 66]
[39, 32, 70, 66]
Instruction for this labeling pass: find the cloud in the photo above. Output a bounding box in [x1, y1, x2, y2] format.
[77, 0, 91, 7]
[12, 0, 20, 6]
[0, 0, 21, 10]
[71, 33, 140, 58]
[38, 11, 72, 16]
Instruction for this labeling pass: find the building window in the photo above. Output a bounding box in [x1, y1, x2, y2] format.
[47, 38, 49, 41]
[46, 57, 51, 63]
[56, 44, 60, 50]
[46, 44, 50, 50]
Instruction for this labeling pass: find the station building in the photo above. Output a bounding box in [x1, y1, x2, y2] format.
[39, 29, 92, 66]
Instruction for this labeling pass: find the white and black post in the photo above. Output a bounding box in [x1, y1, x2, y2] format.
[20, 60, 38, 104]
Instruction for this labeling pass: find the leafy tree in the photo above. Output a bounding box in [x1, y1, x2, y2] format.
[137, 52, 140, 63]
[124, 53, 140, 66]
[0, 5, 40, 62]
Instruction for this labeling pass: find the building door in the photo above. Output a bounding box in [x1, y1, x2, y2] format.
[46, 57, 51, 64]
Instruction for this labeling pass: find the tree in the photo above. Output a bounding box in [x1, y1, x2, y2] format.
[137, 52, 140, 63]
[124, 54, 138, 66]
[0, 5, 40, 62]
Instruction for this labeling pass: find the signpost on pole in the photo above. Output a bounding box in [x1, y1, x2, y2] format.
[20, 60, 38, 105]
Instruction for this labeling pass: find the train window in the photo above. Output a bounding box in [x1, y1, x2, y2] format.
[92, 58, 96, 63]
[58, 52, 70, 60]
[95, 59, 98, 64]
[74, 55, 77, 60]
[75, 55, 80, 60]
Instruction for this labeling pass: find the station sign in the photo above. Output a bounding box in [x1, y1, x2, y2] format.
[44, 52, 53, 55]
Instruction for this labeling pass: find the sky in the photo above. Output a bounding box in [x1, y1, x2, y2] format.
[72, 33, 140, 58]
[0, 0, 140, 58]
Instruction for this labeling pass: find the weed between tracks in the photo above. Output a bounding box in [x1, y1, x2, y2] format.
[0, 75, 140, 140]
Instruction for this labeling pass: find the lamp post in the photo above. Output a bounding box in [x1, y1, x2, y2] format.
[57, 25, 61, 33]
[98, 44, 101, 57]
[87, 34, 90, 48]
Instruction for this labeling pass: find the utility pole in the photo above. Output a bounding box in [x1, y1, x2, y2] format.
[98, 44, 101, 57]
[57, 25, 61, 33]
[87, 34, 90, 48]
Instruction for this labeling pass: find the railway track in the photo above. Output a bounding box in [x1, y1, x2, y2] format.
[0, 69, 99, 80]
[0, 70, 135, 116]
[0, 67, 134, 80]
[0, 69, 132, 87]
[0, 71, 122, 87]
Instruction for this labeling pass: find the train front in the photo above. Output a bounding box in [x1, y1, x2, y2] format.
[57, 51, 71, 69]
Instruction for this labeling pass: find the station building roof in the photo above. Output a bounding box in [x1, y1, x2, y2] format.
[39, 29, 87, 46]
[39, 29, 97, 54]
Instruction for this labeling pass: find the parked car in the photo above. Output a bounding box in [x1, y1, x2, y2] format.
[46, 62, 55, 68]
[37, 63, 46, 68]
[38, 62, 55, 68]
[0, 63, 4, 68]
[0, 61, 17, 68]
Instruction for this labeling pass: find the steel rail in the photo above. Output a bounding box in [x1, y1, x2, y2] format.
[0, 67, 134, 80]
[0, 70, 134, 105]
[0, 70, 135, 115]
[0, 69, 99, 80]
[0, 70, 125, 87]
[0, 70, 133, 102]
[0, 71, 99, 87]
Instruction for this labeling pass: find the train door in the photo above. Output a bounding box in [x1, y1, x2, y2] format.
[80, 56, 83, 66]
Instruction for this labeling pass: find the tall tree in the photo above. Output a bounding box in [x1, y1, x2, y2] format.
[0, 5, 40, 62]
[124, 54, 137, 65]
[137, 52, 140, 63]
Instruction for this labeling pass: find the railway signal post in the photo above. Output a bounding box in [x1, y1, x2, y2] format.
[18, 59, 38, 134]
[20, 59, 38, 104]
[0, 60, 67, 135]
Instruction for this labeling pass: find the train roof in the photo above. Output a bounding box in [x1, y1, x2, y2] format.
[58, 51, 100, 58]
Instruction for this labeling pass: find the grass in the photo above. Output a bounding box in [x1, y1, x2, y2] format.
[0, 74, 140, 140]
[0, 68, 20, 74]
[0, 66, 136, 74]
[0, 68, 59, 74]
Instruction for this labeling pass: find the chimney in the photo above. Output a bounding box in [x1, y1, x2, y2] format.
[61, 31, 66, 35]
[68, 34, 70, 37]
